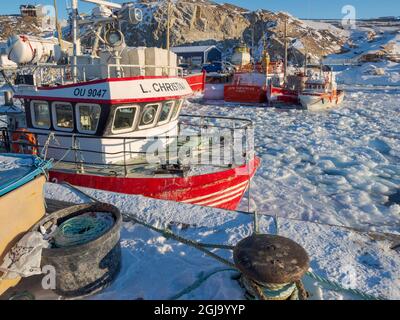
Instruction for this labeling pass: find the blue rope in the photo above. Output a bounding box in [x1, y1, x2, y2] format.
[53, 214, 114, 248]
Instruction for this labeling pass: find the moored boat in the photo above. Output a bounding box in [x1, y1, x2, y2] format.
[204, 43, 284, 104]
[298, 71, 345, 111]
[0, 0, 259, 211]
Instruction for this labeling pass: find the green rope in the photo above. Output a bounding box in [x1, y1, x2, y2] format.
[306, 271, 387, 301]
[53, 214, 114, 248]
[169, 268, 238, 300]
[123, 212, 237, 269]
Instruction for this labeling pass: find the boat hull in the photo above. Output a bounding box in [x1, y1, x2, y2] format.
[0, 175, 46, 295]
[49, 157, 260, 211]
[268, 86, 299, 104]
[224, 85, 267, 103]
[299, 91, 345, 111]
[184, 72, 206, 93]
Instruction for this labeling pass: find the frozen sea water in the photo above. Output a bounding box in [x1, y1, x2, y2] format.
[186, 87, 400, 233]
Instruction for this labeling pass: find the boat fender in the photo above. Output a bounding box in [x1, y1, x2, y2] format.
[11, 129, 38, 155]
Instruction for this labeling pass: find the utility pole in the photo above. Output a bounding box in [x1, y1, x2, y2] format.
[284, 17, 288, 83]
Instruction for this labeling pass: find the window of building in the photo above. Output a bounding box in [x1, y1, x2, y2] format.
[52, 102, 74, 131]
[76, 104, 101, 134]
[31, 101, 51, 129]
[112, 106, 138, 133]
[138, 103, 160, 129]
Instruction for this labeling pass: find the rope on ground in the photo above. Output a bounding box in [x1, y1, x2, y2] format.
[169, 268, 238, 300]
[306, 271, 386, 300]
[123, 212, 237, 269]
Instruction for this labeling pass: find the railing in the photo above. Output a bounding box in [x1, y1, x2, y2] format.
[14, 62, 186, 86]
[0, 115, 255, 177]
[106, 64, 185, 78]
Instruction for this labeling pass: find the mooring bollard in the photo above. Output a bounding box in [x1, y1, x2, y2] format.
[233, 234, 310, 300]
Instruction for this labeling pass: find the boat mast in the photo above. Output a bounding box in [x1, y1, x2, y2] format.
[166, 0, 172, 68]
[304, 47, 307, 75]
[54, 0, 64, 50]
[71, 0, 80, 83]
[166, 0, 172, 51]
[284, 17, 288, 83]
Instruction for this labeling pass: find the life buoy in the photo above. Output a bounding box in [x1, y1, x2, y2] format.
[11, 129, 38, 155]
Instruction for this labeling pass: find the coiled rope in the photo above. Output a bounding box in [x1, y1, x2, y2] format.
[53, 214, 114, 248]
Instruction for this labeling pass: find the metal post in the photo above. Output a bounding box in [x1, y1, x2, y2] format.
[92, 25, 103, 57]
[123, 138, 127, 176]
[72, 134, 78, 170]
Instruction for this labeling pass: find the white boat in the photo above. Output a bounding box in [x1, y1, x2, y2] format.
[298, 68, 345, 111]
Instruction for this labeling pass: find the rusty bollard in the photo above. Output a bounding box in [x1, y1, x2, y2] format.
[233, 234, 310, 300]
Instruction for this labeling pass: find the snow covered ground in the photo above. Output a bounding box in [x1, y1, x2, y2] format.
[190, 87, 400, 235]
[42, 183, 400, 300]
[38, 85, 400, 301]
[326, 22, 400, 86]
[336, 61, 400, 86]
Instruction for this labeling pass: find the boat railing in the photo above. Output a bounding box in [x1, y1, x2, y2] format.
[105, 64, 185, 79]
[16, 62, 185, 86]
[0, 115, 254, 176]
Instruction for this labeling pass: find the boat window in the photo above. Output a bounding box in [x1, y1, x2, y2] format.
[138, 103, 160, 129]
[171, 100, 183, 120]
[76, 104, 101, 134]
[112, 106, 138, 133]
[31, 101, 50, 129]
[158, 101, 175, 124]
[52, 102, 74, 131]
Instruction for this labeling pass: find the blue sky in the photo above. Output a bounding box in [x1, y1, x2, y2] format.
[1, 0, 399, 20]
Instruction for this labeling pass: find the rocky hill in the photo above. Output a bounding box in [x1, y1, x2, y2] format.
[0, 16, 43, 41]
[120, 0, 349, 62]
[0, 1, 349, 63]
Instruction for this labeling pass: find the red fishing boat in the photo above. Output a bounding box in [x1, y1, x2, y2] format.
[0, 0, 259, 211]
[204, 43, 284, 104]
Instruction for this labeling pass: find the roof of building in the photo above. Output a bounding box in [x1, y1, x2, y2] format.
[171, 45, 221, 54]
